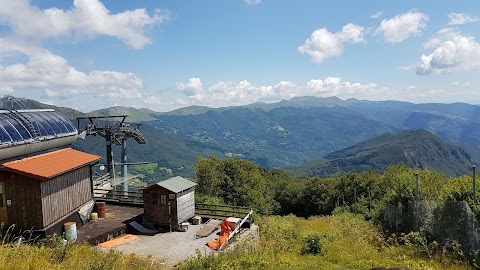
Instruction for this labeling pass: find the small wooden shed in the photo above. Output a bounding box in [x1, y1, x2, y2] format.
[143, 176, 197, 230]
[0, 148, 101, 235]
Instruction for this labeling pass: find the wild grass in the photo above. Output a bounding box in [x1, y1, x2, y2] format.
[178, 212, 471, 270]
[0, 225, 166, 270]
[0, 213, 471, 270]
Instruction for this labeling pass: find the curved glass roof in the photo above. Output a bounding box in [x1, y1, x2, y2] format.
[0, 109, 77, 145]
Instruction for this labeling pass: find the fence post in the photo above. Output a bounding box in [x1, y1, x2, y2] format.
[474, 166, 477, 204]
[415, 172, 419, 200]
[368, 187, 371, 211]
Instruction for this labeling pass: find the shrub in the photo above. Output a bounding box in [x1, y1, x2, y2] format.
[301, 234, 323, 255]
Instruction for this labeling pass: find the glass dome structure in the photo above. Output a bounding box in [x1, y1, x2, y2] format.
[0, 109, 78, 160]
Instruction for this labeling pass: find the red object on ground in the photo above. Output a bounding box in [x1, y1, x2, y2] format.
[207, 219, 233, 250]
[220, 219, 232, 236]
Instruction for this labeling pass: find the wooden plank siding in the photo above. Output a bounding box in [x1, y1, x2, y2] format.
[1, 166, 93, 230]
[40, 166, 92, 227]
[143, 185, 195, 229]
[2, 171, 43, 229]
[143, 186, 172, 226]
[177, 189, 195, 224]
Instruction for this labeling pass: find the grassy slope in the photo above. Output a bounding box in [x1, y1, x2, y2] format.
[1, 213, 469, 269]
[178, 213, 468, 270]
[0, 242, 165, 270]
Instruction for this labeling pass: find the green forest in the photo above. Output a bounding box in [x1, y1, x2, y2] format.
[186, 156, 480, 269]
[195, 156, 478, 219]
[2, 156, 480, 269]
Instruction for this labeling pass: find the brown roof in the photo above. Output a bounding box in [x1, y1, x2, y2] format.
[2, 148, 101, 180]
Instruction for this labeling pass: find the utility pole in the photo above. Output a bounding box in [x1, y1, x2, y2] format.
[106, 130, 113, 176]
[120, 138, 128, 196]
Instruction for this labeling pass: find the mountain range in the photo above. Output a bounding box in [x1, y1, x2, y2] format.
[286, 129, 480, 178]
[2, 96, 479, 181]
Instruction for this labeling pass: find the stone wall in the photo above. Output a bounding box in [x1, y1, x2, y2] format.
[384, 200, 480, 252]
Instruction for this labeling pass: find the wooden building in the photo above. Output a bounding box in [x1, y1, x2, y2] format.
[143, 176, 197, 230]
[0, 148, 101, 235]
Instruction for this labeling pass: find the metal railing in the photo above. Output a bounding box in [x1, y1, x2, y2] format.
[93, 188, 143, 205]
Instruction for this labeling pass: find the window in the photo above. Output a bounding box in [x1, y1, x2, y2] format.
[152, 194, 159, 205]
[3, 115, 32, 139]
[37, 112, 65, 134]
[0, 125, 12, 144]
[49, 112, 76, 132]
[0, 117, 22, 141]
[0, 184, 3, 208]
[29, 113, 54, 136]
[160, 195, 167, 205]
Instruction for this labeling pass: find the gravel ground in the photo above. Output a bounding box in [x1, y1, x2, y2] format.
[103, 223, 223, 267]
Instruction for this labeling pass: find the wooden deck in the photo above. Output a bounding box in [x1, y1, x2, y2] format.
[195, 219, 222, 238]
[76, 205, 143, 245]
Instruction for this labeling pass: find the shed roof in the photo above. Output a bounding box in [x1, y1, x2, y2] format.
[153, 176, 197, 193]
[1, 148, 101, 180]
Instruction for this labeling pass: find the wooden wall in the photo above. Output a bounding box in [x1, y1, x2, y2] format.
[143, 186, 195, 228]
[143, 186, 172, 226]
[177, 188, 195, 224]
[3, 171, 43, 229]
[3, 166, 92, 229]
[40, 166, 92, 227]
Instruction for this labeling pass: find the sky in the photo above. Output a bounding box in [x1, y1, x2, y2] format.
[0, 0, 479, 112]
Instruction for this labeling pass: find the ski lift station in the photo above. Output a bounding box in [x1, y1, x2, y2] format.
[0, 97, 255, 257]
[0, 104, 101, 236]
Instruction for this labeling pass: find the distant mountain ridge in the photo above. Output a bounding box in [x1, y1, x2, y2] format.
[146, 105, 395, 167]
[4, 96, 480, 180]
[286, 129, 480, 178]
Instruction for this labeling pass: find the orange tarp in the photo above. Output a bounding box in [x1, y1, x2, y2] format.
[98, 234, 139, 249]
[207, 220, 232, 250]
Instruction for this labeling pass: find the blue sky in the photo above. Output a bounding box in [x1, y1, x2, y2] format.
[0, 0, 479, 112]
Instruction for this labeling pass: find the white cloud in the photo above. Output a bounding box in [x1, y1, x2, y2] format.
[143, 96, 162, 105]
[399, 65, 416, 71]
[244, 0, 262, 5]
[176, 77, 203, 96]
[177, 77, 386, 107]
[0, 86, 14, 95]
[375, 11, 428, 43]
[0, 0, 168, 49]
[452, 82, 471, 87]
[0, 37, 143, 98]
[370, 11, 383, 19]
[416, 28, 480, 75]
[298, 23, 365, 63]
[0, 1, 166, 102]
[448, 13, 480, 25]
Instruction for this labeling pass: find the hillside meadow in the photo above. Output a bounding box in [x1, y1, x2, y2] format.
[179, 212, 470, 270]
[1, 212, 470, 270]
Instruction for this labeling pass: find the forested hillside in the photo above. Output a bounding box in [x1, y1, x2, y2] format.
[188, 156, 479, 268]
[4, 96, 480, 183]
[194, 156, 479, 218]
[90, 96, 480, 172]
[287, 129, 480, 178]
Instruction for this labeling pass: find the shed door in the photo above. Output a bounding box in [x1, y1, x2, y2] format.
[153, 194, 169, 224]
[0, 181, 8, 224]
